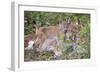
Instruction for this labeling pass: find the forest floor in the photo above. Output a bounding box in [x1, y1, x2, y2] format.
[24, 43, 90, 61]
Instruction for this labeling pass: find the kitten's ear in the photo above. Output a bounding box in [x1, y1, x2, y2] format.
[77, 18, 80, 25]
[66, 17, 71, 24]
[58, 20, 63, 29]
[76, 18, 80, 25]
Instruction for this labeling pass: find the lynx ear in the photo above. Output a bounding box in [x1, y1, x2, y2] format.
[76, 18, 80, 25]
[66, 17, 71, 24]
[58, 21, 61, 29]
[58, 21, 64, 30]
[77, 18, 80, 25]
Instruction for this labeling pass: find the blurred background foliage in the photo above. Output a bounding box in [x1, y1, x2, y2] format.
[24, 11, 90, 61]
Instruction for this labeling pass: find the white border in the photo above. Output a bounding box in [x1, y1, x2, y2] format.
[11, 2, 97, 71]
